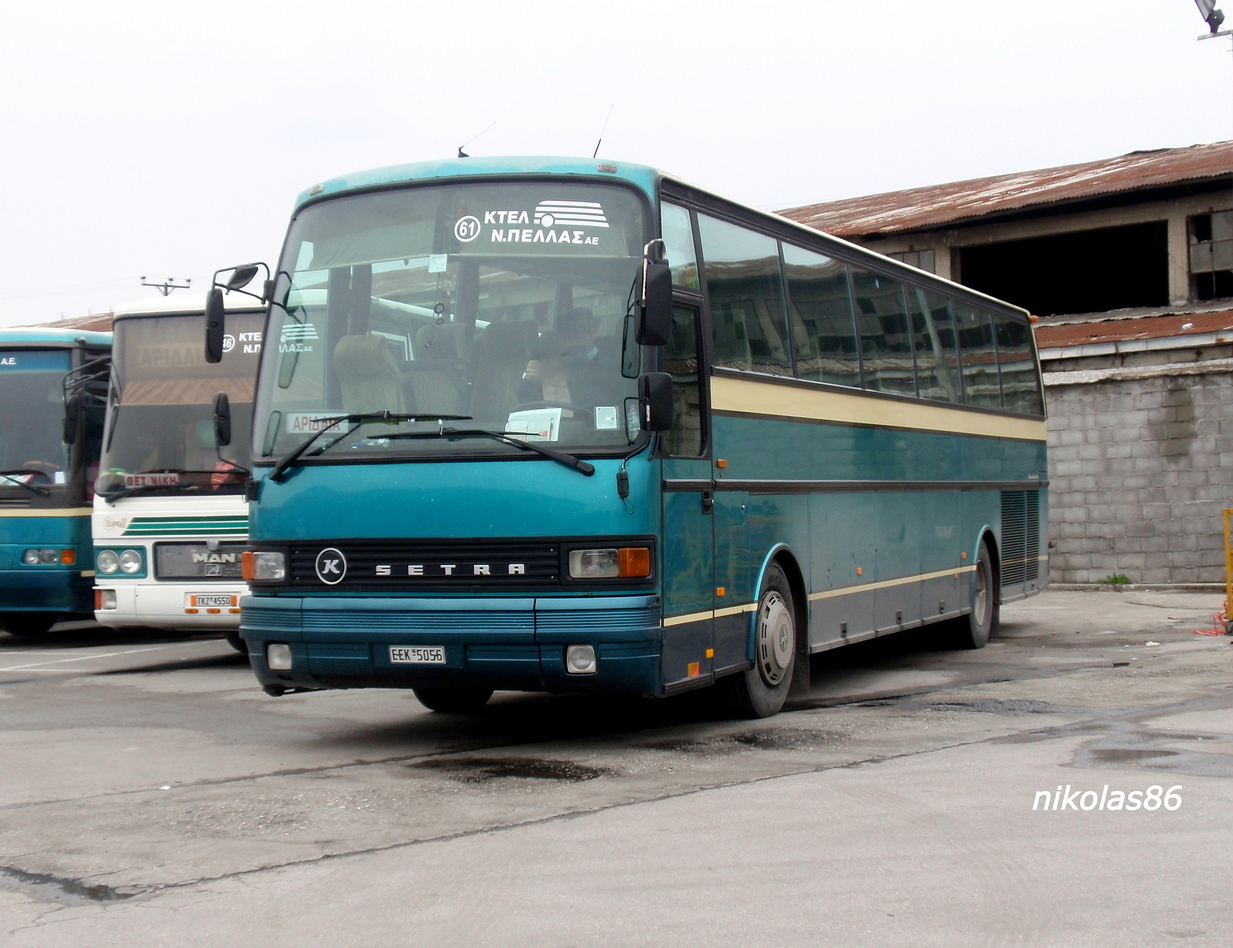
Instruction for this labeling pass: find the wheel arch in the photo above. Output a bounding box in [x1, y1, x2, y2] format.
[751, 543, 809, 657]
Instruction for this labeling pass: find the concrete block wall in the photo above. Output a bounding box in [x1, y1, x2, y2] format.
[1045, 367, 1233, 585]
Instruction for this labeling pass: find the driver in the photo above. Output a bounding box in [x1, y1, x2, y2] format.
[517, 308, 609, 409]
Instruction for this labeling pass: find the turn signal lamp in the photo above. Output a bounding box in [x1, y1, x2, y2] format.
[95, 589, 117, 611]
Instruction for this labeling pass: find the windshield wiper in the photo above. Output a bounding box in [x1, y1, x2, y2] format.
[268, 412, 472, 483]
[0, 470, 51, 498]
[438, 427, 595, 476]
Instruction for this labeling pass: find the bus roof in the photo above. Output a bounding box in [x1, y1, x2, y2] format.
[0, 327, 111, 349]
[112, 293, 265, 320]
[295, 156, 662, 210]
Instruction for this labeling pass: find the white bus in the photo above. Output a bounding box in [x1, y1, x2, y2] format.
[92, 294, 263, 649]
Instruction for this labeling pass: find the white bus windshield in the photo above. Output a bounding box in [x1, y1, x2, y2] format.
[97, 313, 263, 497]
[254, 181, 647, 463]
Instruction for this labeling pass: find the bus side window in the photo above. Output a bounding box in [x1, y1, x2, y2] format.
[781, 243, 860, 388]
[663, 304, 704, 458]
[908, 288, 962, 404]
[661, 203, 700, 290]
[851, 267, 914, 397]
[993, 314, 1045, 416]
[955, 305, 1001, 409]
[697, 214, 791, 377]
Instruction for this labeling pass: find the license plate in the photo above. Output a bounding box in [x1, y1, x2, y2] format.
[190, 594, 236, 608]
[389, 646, 446, 665]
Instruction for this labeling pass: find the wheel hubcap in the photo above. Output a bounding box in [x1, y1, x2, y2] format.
[757, 591, 793, 686]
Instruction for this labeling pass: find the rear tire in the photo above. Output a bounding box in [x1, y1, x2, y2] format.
[413, 686, 494, 714]
[0, 612, 58, 638]
[722, 563, 796, 719]
[955, 543, 998, 649]
[224, 632, 246, 653]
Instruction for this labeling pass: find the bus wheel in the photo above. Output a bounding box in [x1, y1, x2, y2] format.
[413, 686, 494, 714]
[0, 613, 58, 638]
[223, 632, 246, 653]
[956, 543, 998, 649]
[723, 563, 795, 719]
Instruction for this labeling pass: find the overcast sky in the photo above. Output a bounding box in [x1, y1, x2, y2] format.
[1, 0, 1230, 327]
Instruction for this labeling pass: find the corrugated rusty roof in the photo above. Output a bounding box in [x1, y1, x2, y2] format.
[1034, 308, 1233, 350]
[782, 141, 1233, 237]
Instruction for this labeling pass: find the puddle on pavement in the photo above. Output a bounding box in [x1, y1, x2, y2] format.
[639, 727, 842, 754]
[409, 756, 613, 783]
[921, 699, 1057, 715]
[1088, 748, 1180, 763]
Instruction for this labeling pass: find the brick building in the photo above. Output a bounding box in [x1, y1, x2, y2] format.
[782, 142, 1233, 586]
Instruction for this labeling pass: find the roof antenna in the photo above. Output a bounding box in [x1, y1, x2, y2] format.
[592, 105, 614, 159]
[457, 121, 496, 158]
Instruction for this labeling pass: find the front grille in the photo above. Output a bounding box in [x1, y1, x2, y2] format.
[287, 539, 560, 589]
[154, 541, 247, 580]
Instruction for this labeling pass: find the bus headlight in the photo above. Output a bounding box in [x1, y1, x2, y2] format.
[267, 643, 293, 671]
[568, 547, 651, 579]
[23, 548, 59, 565]
[118, 550, 143, 574]
[243, 551, 286, 582]
[97, 550, 120, 574]
[565, 644, 597, 674]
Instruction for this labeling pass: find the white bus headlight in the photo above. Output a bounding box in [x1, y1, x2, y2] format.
[118, 550, 143, 574]
[23, 548, 57, 565]
[568, 547, 652, 579]
[97, 550, 120, 574]
[267, 643, 293, 671]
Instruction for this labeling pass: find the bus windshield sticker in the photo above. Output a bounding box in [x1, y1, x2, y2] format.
[286, 412, 345, 434]
[506, 408, 561, 442]
[124, 473, 181, 488]
[457, 199, 612, 252]
[594, 406, 619, 430]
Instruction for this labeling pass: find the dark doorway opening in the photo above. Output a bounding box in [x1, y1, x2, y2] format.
[959, 221, 1169, 317]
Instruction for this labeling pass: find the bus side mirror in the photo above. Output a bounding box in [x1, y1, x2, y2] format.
[213, 391, 232, 447]
[635, 241, 672, 346]
[62, 393, 80, 445]
[639, 372, 673, 431]
[205, 287, 226, 364]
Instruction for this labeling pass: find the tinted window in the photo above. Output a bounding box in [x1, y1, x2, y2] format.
[661, 203, 700, 290]
[850, 267, 913, 396]
[954, 305, 1001, 410]
[993, 314, 1044, 415]
[781, 244, 860, 387]
[906, 287, 962, 403]
[697, 215, 791, 376]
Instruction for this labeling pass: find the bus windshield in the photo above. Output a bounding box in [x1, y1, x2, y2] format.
[0, 349, 70, 486]
[254, 180, 647, 463]
[97, 313, 263, 497]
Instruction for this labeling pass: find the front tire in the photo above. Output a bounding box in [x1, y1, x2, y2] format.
[413, 686, 494, 714]
[955, 542, 998, 649]
[723, 563, 796, 718]
[0, 612, 58, 638]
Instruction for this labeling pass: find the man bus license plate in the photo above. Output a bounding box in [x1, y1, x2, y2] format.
[190, 594, 236, 608]
[390, 646, 446, 664]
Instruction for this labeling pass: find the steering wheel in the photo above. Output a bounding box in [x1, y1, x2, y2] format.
[21, 461, 58, 481]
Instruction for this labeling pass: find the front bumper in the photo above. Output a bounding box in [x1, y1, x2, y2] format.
[94, 582, 246, 631]
[240, 594, 663, 696]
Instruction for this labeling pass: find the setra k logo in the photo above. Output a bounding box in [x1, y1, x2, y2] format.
[314, 548, 347, 585]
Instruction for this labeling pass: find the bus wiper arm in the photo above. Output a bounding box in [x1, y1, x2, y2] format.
[0, 471, 51, 497]
[438, 428, 595, 476]
[268, 412, 472, 483]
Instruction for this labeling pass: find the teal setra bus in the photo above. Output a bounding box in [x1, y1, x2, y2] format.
[0, 328, 111, 638]
[224, 157, 1047, 717]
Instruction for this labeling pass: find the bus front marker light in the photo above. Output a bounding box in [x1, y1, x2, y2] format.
[244, 551, 286, 582]
[97, 550, 119, 574]
[119, 550, 143, 574]
[617, 546, 651, 578]
[96, 589, 117, 611]
[565, 645, 597, 675]
[267, 643, 293, 671]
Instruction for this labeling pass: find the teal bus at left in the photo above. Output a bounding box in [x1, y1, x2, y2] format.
[0, 328, 111, 637]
